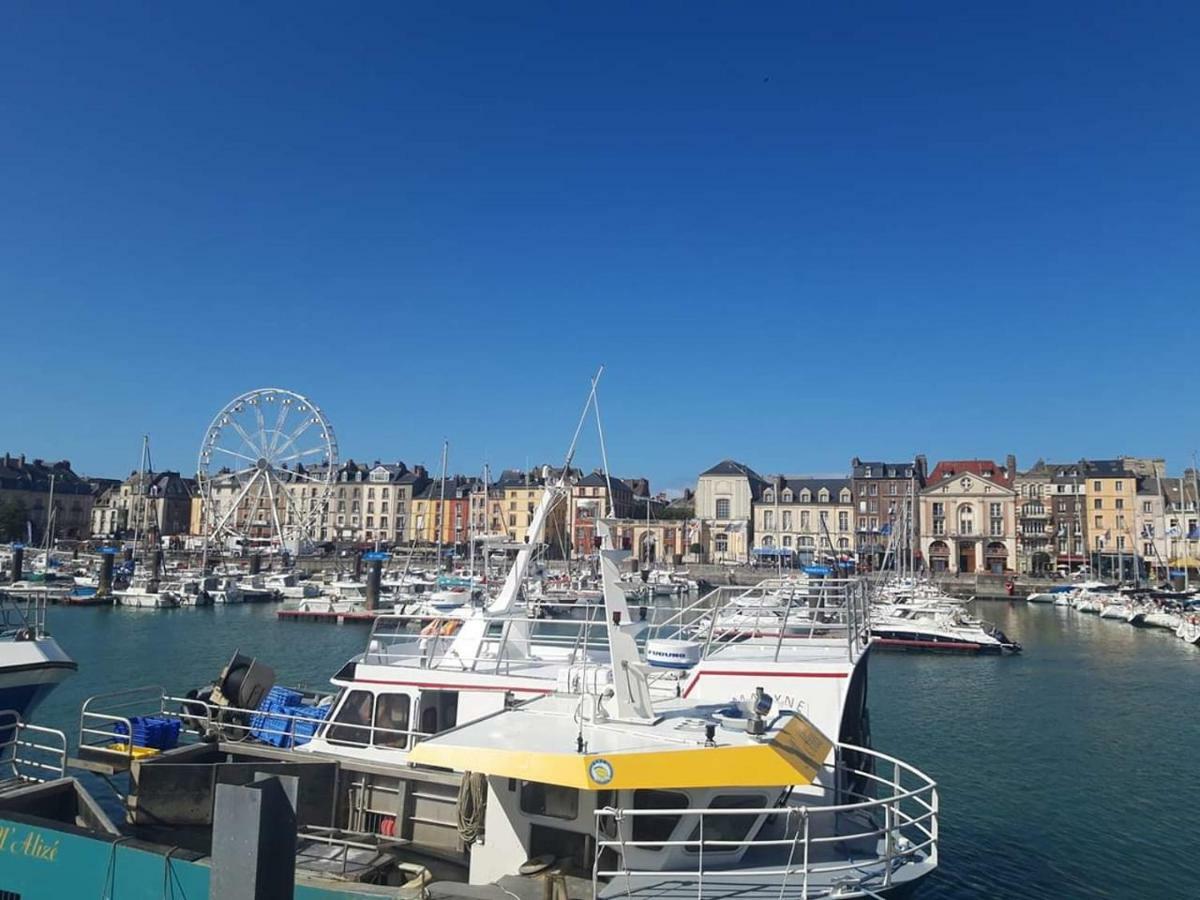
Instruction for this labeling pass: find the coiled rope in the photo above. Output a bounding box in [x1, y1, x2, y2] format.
[457, 771, 487, 845]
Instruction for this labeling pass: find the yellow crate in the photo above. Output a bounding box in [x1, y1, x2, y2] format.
[107, 743, 161, 759]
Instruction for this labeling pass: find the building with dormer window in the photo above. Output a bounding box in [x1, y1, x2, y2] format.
[919, 457, 1017, 573]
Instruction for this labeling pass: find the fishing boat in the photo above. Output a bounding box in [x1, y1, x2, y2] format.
[112, 577, 181, 609]
[0, 592, 76, 719]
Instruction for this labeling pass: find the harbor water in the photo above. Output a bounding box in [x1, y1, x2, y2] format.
[32, 600, 1198, 899]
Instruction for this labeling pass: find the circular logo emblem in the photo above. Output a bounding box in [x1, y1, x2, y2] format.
[588, 758, 614, 785]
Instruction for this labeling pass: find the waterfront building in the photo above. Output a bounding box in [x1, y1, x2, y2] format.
[753, 475, 855, 565]
[1082, 459, 1140, 579]
[1046, 461, 1088, 573]
[0, 454, 94, 542]
[694, 459, 767, 563]
[567, 470, 636, 559]
[850, 457, 926, 569]
[494, 467, 569, 550]
[1015, 460, 1088, 574]
[1136, 475, 1168, 575]
[1161, 472, 1200, 576]
[919, 457, 1017, 574]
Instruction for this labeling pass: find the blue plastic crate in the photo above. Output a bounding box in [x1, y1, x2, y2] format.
[250, 713, 294, 747]
[112, 716, 181, 751]
[288, 704, 330, 746]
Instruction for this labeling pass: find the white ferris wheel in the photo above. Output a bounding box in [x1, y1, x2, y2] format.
[197, 388, 338, 553]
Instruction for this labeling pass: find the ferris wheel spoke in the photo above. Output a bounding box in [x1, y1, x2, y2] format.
[211, 470, 260, 537]
[284, 468, 324, 484]
[252, 402, 268, 454]
[262, 470, 286, 546]
[277, 446, 327, 465]
[274, 418, 315, 459]
[265, 400, 292, 457]
[227, 418, 264, 459]
[212, 446, 259, 465]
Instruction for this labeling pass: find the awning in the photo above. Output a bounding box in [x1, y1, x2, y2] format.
[753, 547, 794, 557]
[1169, 558, 1200, 568]
[407, 712, 832, 791]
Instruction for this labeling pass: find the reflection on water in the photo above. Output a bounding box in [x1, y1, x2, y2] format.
[872, 601, 1198, 898]
[33, 599, 1199, 898]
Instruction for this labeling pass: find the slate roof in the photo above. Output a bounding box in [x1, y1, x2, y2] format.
[699, 459, 766, 483]
[1083, 459, 1132, 478]
[927, 459, 1014, 488]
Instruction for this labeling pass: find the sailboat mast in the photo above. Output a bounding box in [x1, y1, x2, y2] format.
[435, 440, 449, 574]
[132, 434, 149, 560]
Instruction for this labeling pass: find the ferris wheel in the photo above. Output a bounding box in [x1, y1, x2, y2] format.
[197, 388, 338, 553]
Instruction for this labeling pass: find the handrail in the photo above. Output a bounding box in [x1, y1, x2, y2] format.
[591, 741, 937, 899]
[0, 710, 66, 785]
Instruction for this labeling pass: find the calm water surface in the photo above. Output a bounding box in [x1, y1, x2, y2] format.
[33, 601, 1199, 899]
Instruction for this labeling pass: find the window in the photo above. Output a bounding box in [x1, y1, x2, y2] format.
[838, 511, 849, 531]
[781, 489, 792, 502]
[763, 510, 774, 529]
[714, 534, 728, 553]
[1095, 515, 1103, 529]
[1143, 501, 1152, 514]
[782, 535, 792, 547]
[1115, 498, 1124, 510]
[715, 498, 731, 518]
[327, 690, 374, 746]
[632, 790, 688, 846]
[520, 781, 578, 820]
[887, 484, 897, 496]
[373, 693, 411, 748]
[869, 485, 878, 496]
[818, 489, 829, 502]
[1117, 536, 1126, 550]
[763, 489, 774, 503]
[782, 511, 792, 530]
[1115, 481, 1123, 492]
[1094, 499, 1102, 510]
[684, 794, 766, 853]
[1094, 481, 1102, 492]
[1116, 515, 1125, 529]
[990, 502, 1002, 518]
[800, 511, 810, 529]
[380, 516, 389, 529]
[932, 502, 945, 516]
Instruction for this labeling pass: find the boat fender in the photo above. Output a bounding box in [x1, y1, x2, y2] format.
[13, 628, 31, 642]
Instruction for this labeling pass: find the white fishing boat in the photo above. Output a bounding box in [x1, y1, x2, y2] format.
[207, 577, 244, 604]
[1143, 611, 1182, 630]
[113, 581, 180, 609]
[264, 572, 320, 600]
[0, 592, 76, 719]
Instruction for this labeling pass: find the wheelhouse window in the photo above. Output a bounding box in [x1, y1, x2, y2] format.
[373, 692, 411, 748]
[520, 781, 579, 820]
[327, 690, 374, 746]
[631, 790, 688, 847]
[684, 794, 767, 853]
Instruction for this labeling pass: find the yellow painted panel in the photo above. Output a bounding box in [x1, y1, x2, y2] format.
[410, 715, 831, 790]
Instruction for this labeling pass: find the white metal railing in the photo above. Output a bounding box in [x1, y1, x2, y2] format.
[77, 685, 435, 763]
[0, 709, 66, 785]
[360, 607, 634, 675]
[647, 578, 872, 664]
[0, 591, 49, 639]
[592, 743, 937, 899]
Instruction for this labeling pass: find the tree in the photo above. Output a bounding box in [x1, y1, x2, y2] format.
[0, 498, 28, 542]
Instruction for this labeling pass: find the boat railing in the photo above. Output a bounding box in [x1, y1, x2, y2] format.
[592, 742, 937, 899]
[0, 710, 67, 787]
[646, 578, 873, 664]
[361, 609, 621, 673]
[77, 685, 434, 766]
[0, 590, 48, 639]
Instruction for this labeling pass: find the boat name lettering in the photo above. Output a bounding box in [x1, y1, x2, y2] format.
[0, 825, 60, 862]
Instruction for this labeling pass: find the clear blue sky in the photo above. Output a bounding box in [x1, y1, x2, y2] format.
[5, 2, 1199, 491]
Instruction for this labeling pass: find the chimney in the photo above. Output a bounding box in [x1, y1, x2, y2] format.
[1005, 454, 1017, 478]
